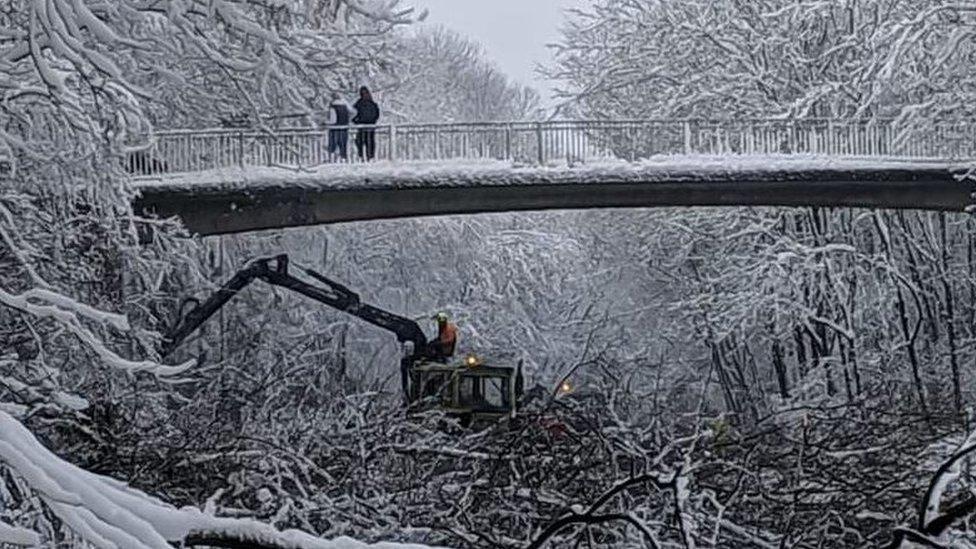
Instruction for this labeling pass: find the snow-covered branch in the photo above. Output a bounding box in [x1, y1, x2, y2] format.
[0, 410, 441, 548]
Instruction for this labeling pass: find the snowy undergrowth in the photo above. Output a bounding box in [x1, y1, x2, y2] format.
[0, 410, 442, 549]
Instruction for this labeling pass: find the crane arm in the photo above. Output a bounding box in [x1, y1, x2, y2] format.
[160, 259, 269, 357]
[161, 255, 429, 358]
[296, 267, 429, 352]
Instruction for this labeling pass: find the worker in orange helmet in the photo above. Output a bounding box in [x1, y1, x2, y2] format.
[428, 312, 457, 360]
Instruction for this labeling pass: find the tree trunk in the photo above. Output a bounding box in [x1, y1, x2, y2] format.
[939, 213, 962, 412]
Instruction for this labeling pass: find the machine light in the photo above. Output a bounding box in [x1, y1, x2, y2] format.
[465, 354, 479, 368]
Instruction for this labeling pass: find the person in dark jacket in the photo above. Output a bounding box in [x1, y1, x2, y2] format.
[326, 93, 351, 161]
[352, 86, 380, 161]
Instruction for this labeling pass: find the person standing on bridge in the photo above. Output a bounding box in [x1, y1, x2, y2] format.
[353, 86, 380, 161]
[326, 93, 351, 161]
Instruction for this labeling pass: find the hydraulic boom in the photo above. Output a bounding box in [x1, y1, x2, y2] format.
[162, 254, 429, 363]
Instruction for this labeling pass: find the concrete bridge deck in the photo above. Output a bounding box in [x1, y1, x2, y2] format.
[133, 156, 973, 236]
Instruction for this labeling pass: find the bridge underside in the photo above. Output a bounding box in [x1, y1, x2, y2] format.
[133, 159, 974, 237]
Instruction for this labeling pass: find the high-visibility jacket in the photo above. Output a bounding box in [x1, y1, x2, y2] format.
[438, 322, 458, 356]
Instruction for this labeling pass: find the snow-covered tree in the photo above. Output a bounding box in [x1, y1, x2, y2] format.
[549, 0, 976, 121]
[386, 26, 542, 122]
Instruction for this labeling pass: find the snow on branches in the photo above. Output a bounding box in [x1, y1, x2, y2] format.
[1, 0, 420, 151]
[388, 27, 542, 123]
[0, 410, 441, 548]
[0, 1, 422, 546]
[550, 0, 976, 122]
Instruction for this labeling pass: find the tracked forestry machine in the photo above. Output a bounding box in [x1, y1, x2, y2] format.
[162, 255, 523, 425]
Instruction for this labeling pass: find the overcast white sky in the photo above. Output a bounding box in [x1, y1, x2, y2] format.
[408, 0, 591, 104]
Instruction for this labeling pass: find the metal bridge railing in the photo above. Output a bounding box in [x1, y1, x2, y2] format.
[127, 119, 976, 176]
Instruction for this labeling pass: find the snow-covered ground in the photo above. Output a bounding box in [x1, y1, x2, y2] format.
[133, 155, 963, 193]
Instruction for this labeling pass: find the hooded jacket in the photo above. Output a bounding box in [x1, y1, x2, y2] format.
[353, 97, 380, 125]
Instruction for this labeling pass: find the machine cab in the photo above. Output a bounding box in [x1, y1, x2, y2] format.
[409, 355, 523, 425]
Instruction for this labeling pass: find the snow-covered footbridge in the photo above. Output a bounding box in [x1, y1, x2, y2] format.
[132, 119, 976, 236]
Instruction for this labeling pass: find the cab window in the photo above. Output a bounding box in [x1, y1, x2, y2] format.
[459, 376, 480, 406]
[483, 376, 508, 409]
[458, 374, 509, 411]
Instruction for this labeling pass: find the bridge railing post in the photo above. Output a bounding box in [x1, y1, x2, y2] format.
[390, 125, 398, 161]
[504, 124, 512, 160]
[237, 131, 245, 168]
[629, 123, 637, 161]
[827, 120, 834, 155]
[536, 122, 545, 165]
[683, 121, 692, 154]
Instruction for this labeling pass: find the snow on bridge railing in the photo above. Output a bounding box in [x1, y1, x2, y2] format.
[126, 119, 976, 176]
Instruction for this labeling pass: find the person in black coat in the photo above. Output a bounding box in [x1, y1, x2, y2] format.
[353, 86, 380, 161]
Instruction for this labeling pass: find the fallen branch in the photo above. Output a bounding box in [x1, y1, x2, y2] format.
[525, 512, 658, 549]
[526, 472, 677, 549]
[887, 433, 976, 548]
